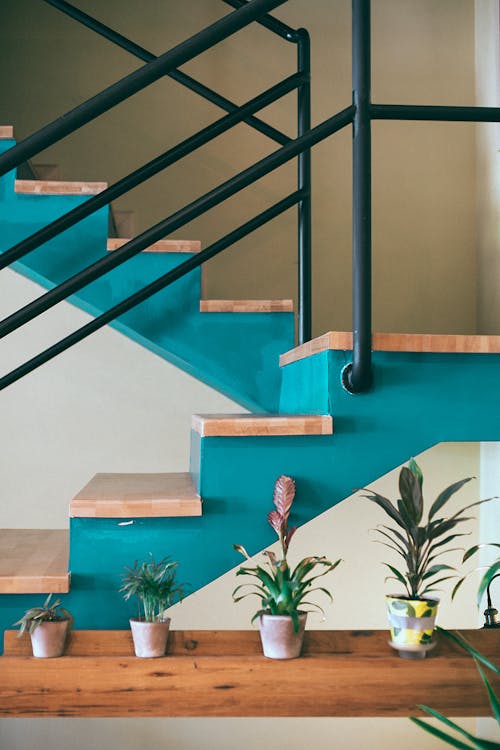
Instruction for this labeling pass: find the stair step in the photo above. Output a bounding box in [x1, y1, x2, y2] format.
[0, 125, 14, 139]
[14, 179, 107, 195]
[0, 529, 70, 594]
[280, 331, 500, 366]
[69, 472, 201, 518]
[200, 299, 293, 313]
[107, 238, 201, 253]
[192, 413, 333, 437]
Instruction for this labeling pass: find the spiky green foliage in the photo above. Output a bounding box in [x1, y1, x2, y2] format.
[411, 627, 500, 749]
[232, 475, 342, 632]
[14, 594, 72, 636]
[452, 543, 500, 606]
[360, 458, 492, 599]
[120, 555, 186, 622]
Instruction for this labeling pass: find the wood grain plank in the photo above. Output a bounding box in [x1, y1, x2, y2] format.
[200, 300, 293, 313]
[0, 126, 14, 139]
[280, 331, 500, 366]
[0, 530, 69, 593]
[107, 238, 201, 253]
[191, 414, 333, 437]
[14, 180, 107, 195]
[70, 472, 201, 518]
[1, 630, 498, 717]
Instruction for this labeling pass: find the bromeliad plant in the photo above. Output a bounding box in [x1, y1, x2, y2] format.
[361, 458, 491, 600]
[232, 475, 342, 631]
[120, 555, 186, 622]
[14, 594, 72, 636]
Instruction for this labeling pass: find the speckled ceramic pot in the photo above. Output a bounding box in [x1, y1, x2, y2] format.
[30, 619, 70, 658]
[258, 613, 307, 659]
[130, 618, 171, 658]
[386, 595, 439, 659]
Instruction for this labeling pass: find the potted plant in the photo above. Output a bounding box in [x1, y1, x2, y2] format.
[360, 458, 492, 659]
[233, 474, 342, 659]
[453, 540, 500, 627]
[120, 554, 186, 658]
[14, 594, 72, 658]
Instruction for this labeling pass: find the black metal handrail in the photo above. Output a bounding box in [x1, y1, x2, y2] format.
[0, 191, 304, 391]
[222, 0, 299, 41]
[42, 0, 289, 146]
[0, 0, 287, 176]
[0, 107, 354, 344]
[0, 72, 303, 271]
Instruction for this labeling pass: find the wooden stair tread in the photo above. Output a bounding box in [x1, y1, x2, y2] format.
[200, 299, 293, 313]
[107, 238, 201, 253]
[0, 529, 69, 594]
[69, 472, 201, 518]
[0, 125, 14, 139]
[1, 629, 498, 717]
[192, 414, 333, 437]
[15, 179, 107, 195]
[280, 331, 500, 366]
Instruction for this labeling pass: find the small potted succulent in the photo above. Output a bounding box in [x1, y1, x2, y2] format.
[233, 475, 342, 659]
[360, 458, 492, 658]
[14, 594, 72, 658]
[120, 554, 186, 658]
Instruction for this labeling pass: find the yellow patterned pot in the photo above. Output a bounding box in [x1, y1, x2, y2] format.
[386, 595, 439, 659]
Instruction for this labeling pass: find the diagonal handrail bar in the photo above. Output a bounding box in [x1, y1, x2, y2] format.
[42, 0, 289, 146]
[221, 0, 298, 41]
[0, 0, 288, 177]
[0, 191, 303, 391]
[0, 72, 303, 271]
[0, 106, 355, 340]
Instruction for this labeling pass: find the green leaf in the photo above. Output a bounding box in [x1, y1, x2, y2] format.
[399, 465, 423, 524]
[428, 477, 474, 520]
[476, 662, 500, 724]
[437, 628, 500, 674]
[463, 543, 500, 563]
[360, 490, 406, 529]
[478, 560, 500, 609]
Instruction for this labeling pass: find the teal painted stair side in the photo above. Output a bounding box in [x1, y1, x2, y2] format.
[3, 348, 500, 641]
[0, 136, 293, 411]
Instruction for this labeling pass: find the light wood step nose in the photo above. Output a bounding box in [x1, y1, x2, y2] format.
[15, 179, 107, 195]
[192, 413, 333, 437]
[70, 472, 201, 518]
[107, 238, 201, 253]
[200, 299, 293, 313]
[0, 529, 70, 594]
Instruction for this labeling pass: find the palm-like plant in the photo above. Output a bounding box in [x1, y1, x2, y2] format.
[232, 475, 342, 632]
[360, 458, 491, 600]
[14, 594, 72, 635]
[120, 555, 186, 622]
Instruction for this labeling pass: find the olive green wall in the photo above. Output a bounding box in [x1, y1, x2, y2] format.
[0, 0, 478, 337]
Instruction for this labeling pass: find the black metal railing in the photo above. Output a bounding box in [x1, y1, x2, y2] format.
[1, 0, 500, 394]
[0, 0, 316, 392]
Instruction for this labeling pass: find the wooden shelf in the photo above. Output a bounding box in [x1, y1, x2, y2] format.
[1, 630, 498, 718]
[192, 414, 333, 437]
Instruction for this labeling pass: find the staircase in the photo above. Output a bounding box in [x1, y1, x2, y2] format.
[1, 0, 500, 721]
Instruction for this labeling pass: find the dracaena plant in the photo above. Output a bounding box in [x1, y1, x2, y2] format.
[120, 555, 186, 622]
[361, 458, 491, 600]
[14, 594, 72, 636]
[232, 475, 342, 631]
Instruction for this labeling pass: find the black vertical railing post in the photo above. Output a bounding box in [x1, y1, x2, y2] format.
[297, 28, 312, 345]
[347, 0, 373, 392]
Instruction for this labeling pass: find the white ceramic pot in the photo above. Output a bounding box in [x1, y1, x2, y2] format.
[258, 612, 307, 659]
[130, 618, 171, 658]
[30, 619, 70, 658]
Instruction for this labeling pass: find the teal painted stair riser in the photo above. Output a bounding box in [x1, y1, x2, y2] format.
[2, 349, 500, 644]
[0, 143, 293, 411]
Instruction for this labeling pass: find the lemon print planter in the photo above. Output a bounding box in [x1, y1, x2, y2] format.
[386, 596, 439, 659]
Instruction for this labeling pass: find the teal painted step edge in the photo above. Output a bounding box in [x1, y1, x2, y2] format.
[0, 140, 293, 411]
[3, 349, 500, 643]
